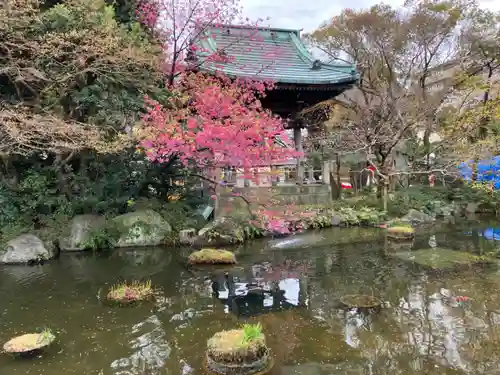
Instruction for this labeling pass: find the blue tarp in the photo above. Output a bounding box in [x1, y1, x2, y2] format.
[482, 228, 500, 240]
[464, 228, 500, 240]
[459, 156, 500, 189]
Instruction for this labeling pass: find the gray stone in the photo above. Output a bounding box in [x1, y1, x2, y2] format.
[196, 217, 244, 246]
[113, 210, 172, 248]
[400, 209, 434, 225]
[466, 202, 478, 214]
[179, 228, 196, 244]
[59, 214, 106, 251]
[0, 234, 55, 264]
[331, 213, 342, 226]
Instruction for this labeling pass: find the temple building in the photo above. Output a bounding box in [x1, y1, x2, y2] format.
[191, 24, 358, 186]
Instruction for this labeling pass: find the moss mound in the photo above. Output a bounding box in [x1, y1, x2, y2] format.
[387, 226, 415, 240]
[106, 280, 154, 305]
[188, 248, 236, 265]
[3, 331, 55, 354]
[207, 328, 267, 363]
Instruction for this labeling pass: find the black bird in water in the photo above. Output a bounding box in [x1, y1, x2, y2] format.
[224, 272, 236, 297]
[211, 279, 219, 297]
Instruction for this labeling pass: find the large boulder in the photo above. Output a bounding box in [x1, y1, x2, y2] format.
[0, 234, 55, 264]
[59, 214, 106, 251]
[196, 217, 244, 246]
[112, 210, 172, 248]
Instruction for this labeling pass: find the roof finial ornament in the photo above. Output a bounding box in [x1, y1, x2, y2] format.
[312, 60, 322, 70]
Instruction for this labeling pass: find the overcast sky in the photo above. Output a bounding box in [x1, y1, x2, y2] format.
[240, 0, 500, 33]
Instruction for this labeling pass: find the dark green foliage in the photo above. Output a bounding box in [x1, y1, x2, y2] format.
[338, 184, 500, 218]
[105, 0, 139, 26]
[80, 222, 121, 251]
[0, 151, 208, 244]
[0, 0, 204, 245]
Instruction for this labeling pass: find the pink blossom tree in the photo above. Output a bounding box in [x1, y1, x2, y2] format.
[136, 0, 303, 234]
[137, 0, 265, 85]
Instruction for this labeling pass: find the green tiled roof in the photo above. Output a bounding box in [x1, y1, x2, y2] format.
[193, 25, 358, 86]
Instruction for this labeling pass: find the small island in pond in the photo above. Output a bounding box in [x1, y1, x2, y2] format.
[106, 280, 154, 306]
[205, 323, 273, 375]
[3, 329, 56, 356]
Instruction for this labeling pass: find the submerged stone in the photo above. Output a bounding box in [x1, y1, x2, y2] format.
[188, 248, 236, 265]
[390, 248, 494, 271]
[340, 294, 382, 309]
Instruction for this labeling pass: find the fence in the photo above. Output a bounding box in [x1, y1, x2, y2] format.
[218, 166, 326, 187]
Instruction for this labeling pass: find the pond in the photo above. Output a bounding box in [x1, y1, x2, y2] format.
[2, 222, 500, 374]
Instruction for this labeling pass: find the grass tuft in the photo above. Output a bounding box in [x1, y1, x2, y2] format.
[241, 323, 263, 345]
[107, 280, 153, 302]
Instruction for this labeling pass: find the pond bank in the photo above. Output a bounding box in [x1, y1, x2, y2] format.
[0, 197, 488, 265]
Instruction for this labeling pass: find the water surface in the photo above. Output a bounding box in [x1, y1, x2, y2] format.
[2, 223, 500, 374]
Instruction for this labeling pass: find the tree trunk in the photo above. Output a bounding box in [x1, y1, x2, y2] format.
[55, 152, 74, 199]
[472, 159, 478, 182]
[382, 180, 389, 212]
[335, 154, 341, 199]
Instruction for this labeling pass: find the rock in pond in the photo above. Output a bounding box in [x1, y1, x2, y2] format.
[188, 248, 236, 265]
[59, 214, 106, 251]
[386, 226, 415, 240]
[112, 210, 171, 248]
[205, 326, 273, 375]
[3, 330, 56, 356]
[400, 209, 434, 226]
[0, 234, 55, 265]
[179, 228, 196, 245]
[196, 217, 245, 246]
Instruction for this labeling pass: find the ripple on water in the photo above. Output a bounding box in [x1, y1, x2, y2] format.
[110, 315, 171, 375]
[0, 264, 51, 287]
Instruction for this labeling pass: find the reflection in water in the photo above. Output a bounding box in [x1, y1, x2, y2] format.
[207, 261, 309, 317]
[211, 272, 304, 317]
[4, 226, 500, 374]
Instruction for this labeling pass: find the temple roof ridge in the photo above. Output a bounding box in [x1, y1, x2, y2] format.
[192, 24, 359, 88]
